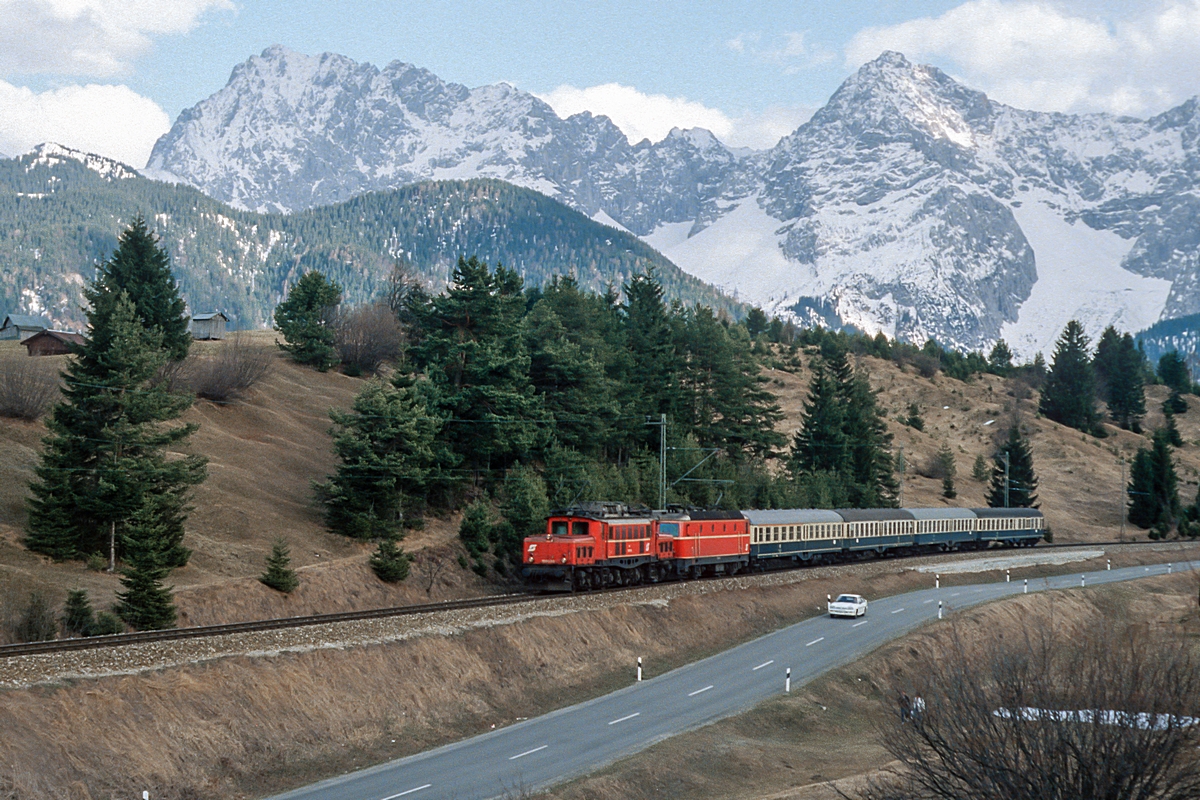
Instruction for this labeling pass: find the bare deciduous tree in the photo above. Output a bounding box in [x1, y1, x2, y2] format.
[852, 617, 1200, 800]
[0, 357, 60, 420]
[334, 302, 404, 375]
[184, 333, 274, 403]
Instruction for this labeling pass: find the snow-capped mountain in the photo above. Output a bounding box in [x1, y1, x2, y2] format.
[147, 47, 1200, 356]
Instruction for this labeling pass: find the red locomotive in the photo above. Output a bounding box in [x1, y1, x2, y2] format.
[522, 502, 749, 591]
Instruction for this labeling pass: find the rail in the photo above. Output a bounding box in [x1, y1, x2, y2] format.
[0, 538, 1171, 659]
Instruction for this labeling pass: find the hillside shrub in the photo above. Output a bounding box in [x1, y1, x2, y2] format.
[185, 334, 273, 403]
[0, 358, 60, 420]
[14, 592, 57, 642]
[334, 303, 404, 376]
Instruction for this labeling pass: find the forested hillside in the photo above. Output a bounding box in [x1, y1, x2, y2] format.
[0, 145, 737, 330]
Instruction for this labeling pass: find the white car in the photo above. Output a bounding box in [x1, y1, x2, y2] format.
[828, 593, 868, 618]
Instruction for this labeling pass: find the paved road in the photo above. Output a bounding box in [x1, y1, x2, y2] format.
[272, 560, 1192, 800]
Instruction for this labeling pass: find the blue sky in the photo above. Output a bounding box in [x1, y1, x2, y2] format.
[1, 0, 1198, 165]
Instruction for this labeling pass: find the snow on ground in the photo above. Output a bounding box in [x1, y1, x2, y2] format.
[1001, 196, 1169, 359]
[917, 550, 1105, 574]
[591, 210, 632, 234]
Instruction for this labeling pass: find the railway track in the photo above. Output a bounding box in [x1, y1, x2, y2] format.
[0, 539, 1170, 660]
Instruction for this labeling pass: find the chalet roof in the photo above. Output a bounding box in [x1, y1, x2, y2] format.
[191, 312, 228, 322]
[21, 330, 85, 347]
[2, 314, 50, 329]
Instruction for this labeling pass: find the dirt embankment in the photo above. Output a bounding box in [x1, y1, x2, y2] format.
[2, 546, 1195, 799]
[536, 573, 1200, 800]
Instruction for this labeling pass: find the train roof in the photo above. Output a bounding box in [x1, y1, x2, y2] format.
[550, 501, 653, 520]
[836, 508, 916, 522]
[906, 507, 980, 520]
[742, 509, 844, 524]
[972, 507, 1043, 518]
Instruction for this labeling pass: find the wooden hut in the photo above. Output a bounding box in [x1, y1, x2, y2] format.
[21, 330, 85, 356]
[0, 314, 50, 341]
[190, 312, 228, 340]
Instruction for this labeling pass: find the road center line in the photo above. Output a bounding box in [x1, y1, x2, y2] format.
[608, 712, 640, 725]
[382, 786, 431, 800]
[852, 620, 868, 627]
[950, 592, 961, 597]
[923, 599, 935, 604]
[891, 608, 905, 614]
[508, 745, 548, 761]
[752, 660, 774, 671]
[806, 637, 824, 646]
[688, 685, 714, 697]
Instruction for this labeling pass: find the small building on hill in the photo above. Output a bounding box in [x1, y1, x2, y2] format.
[0, 314, 50, 341]
[190, 312, 228, 340]
[21, 330, 85, 356]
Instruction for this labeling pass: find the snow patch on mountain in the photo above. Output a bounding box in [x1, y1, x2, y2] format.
[1001, 197, 1169, 358]
[26, 142, 139, 181]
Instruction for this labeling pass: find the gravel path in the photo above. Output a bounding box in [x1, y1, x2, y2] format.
[0, 542, 1177, 690]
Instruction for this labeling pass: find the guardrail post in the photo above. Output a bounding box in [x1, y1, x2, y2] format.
[786, 667, 791, 694]
[637, 656, 642, 682]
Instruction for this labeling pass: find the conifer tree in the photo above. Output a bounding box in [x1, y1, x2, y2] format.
[113, 495, 177, 630]
[972, 454, 989, 482]
[904, 403, 925, 431]
[987, 339, 1014, 375]
[1158, 351, 1192, 394]
[61, 589, 95, 637]
[1127, 429, 1181, 530]
[987, 425, 1039, 508]
[937, 442, 957, 499]
[317, 375, 444, 539]
[1094, 327, 1146, 431]
[25, 290, 205, 567]
[369, 537, 411, 583]
[92, 217, 191, 361]
[1163, 404, 1184, 447]
[1039, 320, 1099, 433]
[260, 538, 299, 593]
[274, 271, 343, 370]
[624, 270, 681, 441]
[409, 257, 544, 473]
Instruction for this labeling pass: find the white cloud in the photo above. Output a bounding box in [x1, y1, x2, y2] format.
[0, 80, 171, 166]
[0, 0, 234, 76]
[846, 0, 1200, 116]
[537, 83, 813, 150]
[727, 30, 837, 73]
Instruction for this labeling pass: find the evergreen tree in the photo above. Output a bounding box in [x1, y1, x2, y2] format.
[61, 589, 95, 637]
[259, 538, 299, 593]
[937, 442, 957, 499]
[274, 271, 343, 370]
[369, 537, 411, 583]
[745, 307, 769, 337]
[1158, 351, 1192, 394]
[25, 290, 205, 566]
[317, 376, 444, 540]
[1094, 327, 1146, 431]
[1163, 405, 1184, 447]
[1039, 320, 1099, 433]
[1127, 429, 1181, 530]
[1165, 390, 1189, 415]
[987, 339, 1014, 375]
[789, 349, 896, 507]
[14, 592, 57, 642]
[113, 495, 177, 630]
[987, 425, 1039, 508]
[492, 464, 550, 568]
[623, 270, 681, 443]
[972, 454, 989, 482]
[409, 257, 544, 474]
[92, 217, 191, 361]
[904, 403, 924, 431]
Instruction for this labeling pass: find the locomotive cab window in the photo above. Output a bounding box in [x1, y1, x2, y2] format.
[552, 521, 568, 536]
[572, 521, 588, 537]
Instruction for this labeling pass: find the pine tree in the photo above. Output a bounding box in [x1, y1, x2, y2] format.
[1039, 320, 1099, 433]
[1158, 351, 1192, 394]
[369, 537, 411, 583]
[25, 290, 205, 567]
[987, 339, 1014, 375]
[493, 464, 550, 567]
[61, 589, 95, 637]
[745, 307, 769, 337]
[317, 376, 444, 540]
[972, 454, 989, 482]
[92, 216, 192, 361]
[409, 257, 544, 473]
[987, 425, 1039, 508]
[274, 271, 343, 370]
[113, 495, 177, 630]
[1095, 327, 1146, 431]
[904, 403, 924, 431]
[1163, 404, 1184, 447]
[938, 442, 957, 499]
[1127, 429, 1181, 530]
[623, 270, 681, 442]
[259, 538, 299, 593]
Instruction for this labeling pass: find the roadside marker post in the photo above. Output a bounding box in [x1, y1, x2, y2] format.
[1081, 574, 1086, 587]
[786, 668, 791, 694]
[637, 657, 642, 682]
[1107, 559, 1111, 571]
[1006, 569, 1010, 583]
[1024, 578, 1028, 594]
[938, 600, 942, 620]
[1169, 563, 1173, 574]
[935, 574, 940, 589]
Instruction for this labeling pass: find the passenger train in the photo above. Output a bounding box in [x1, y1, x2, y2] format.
[522, 503, 1044, 591]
